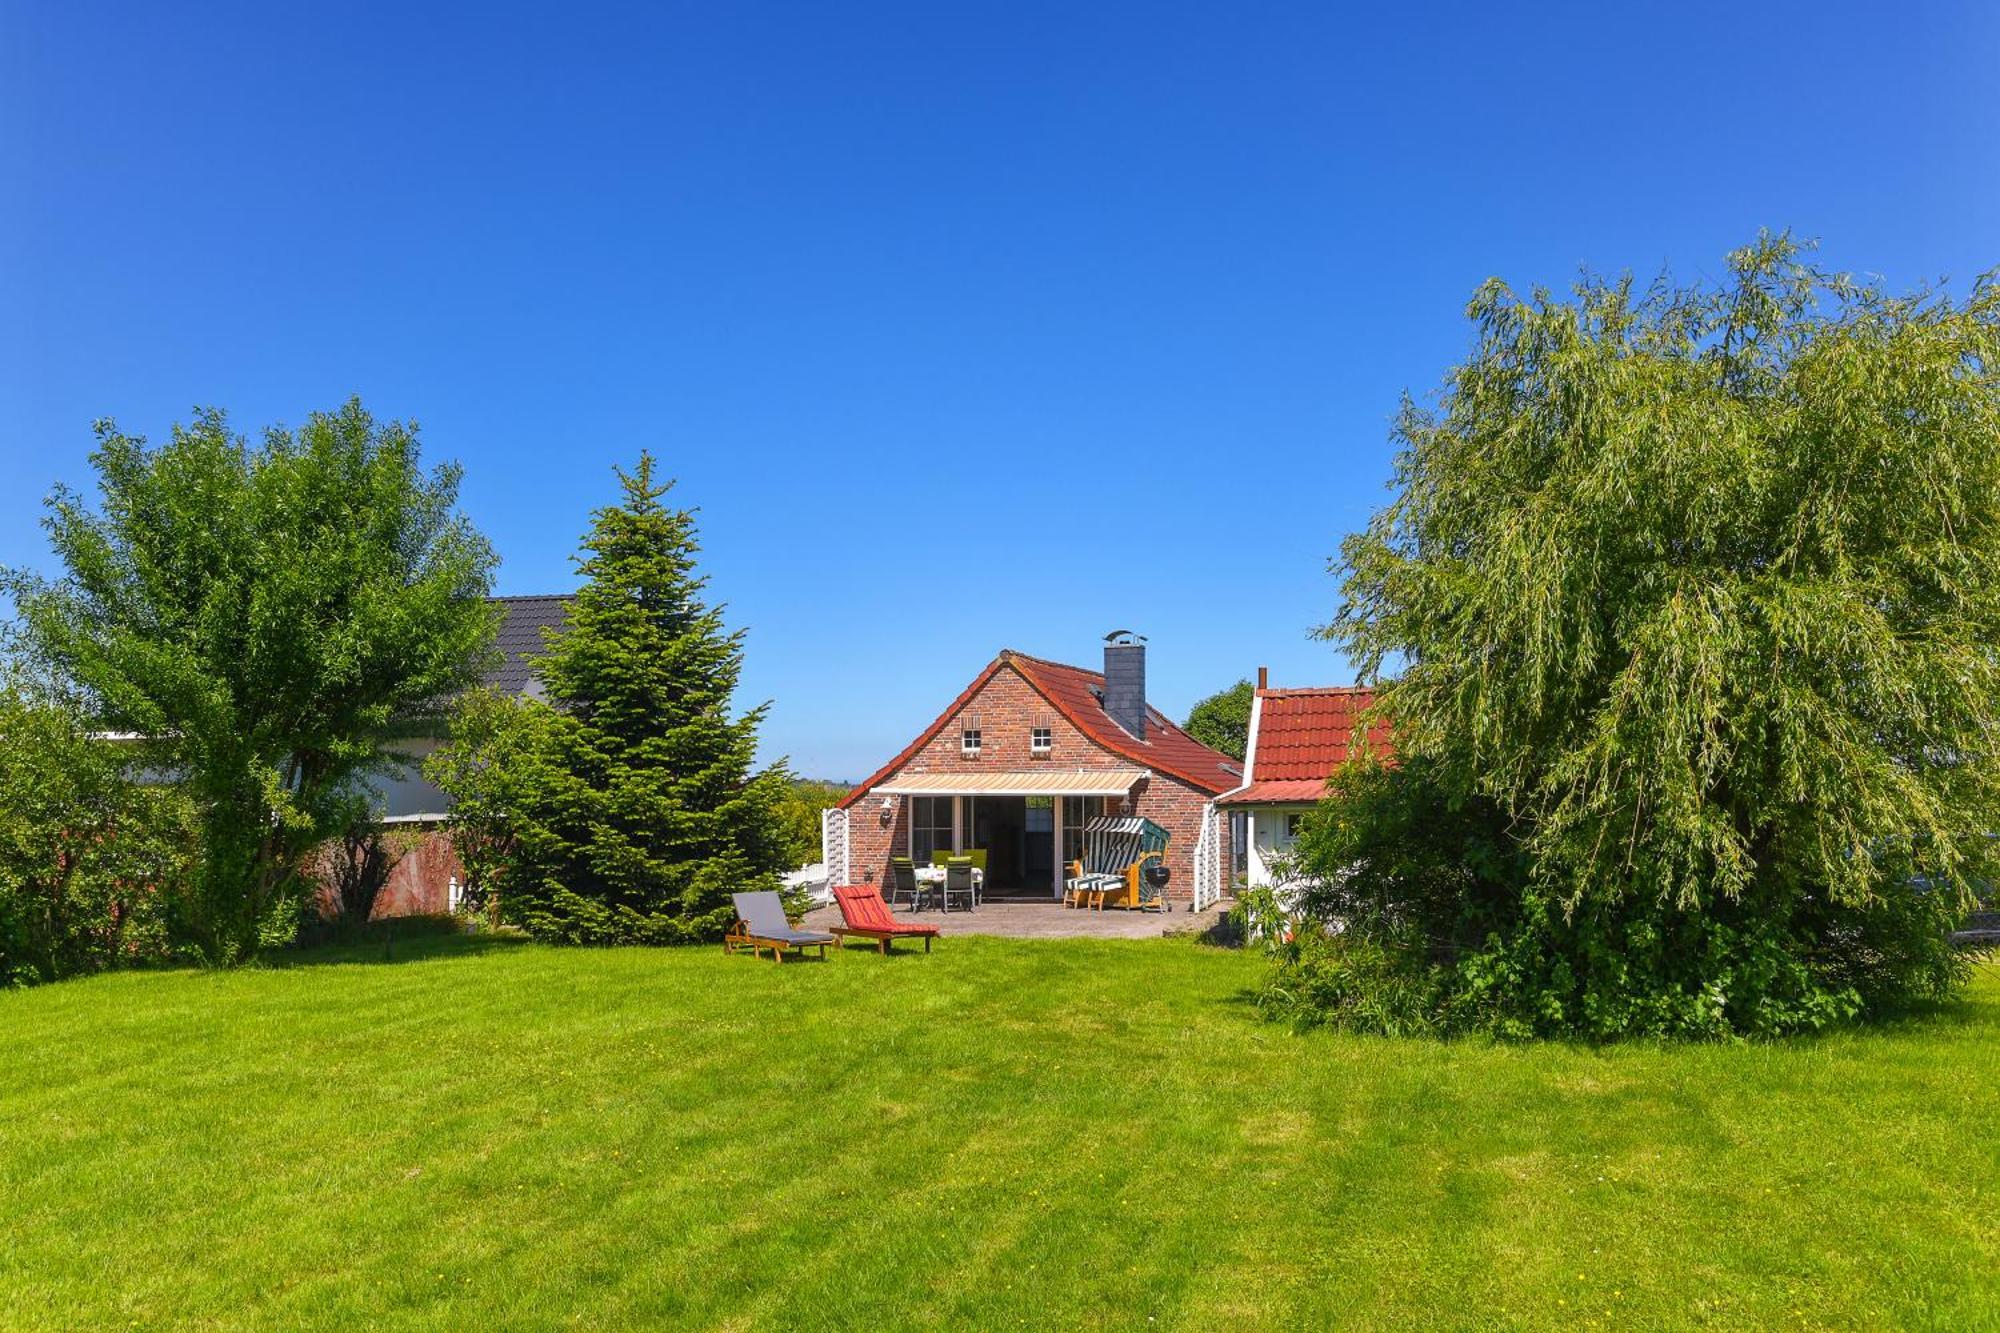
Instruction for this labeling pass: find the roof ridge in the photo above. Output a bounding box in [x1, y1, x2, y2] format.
[1258, 683, 1374, 696]
[1003, 648, 1100, 680]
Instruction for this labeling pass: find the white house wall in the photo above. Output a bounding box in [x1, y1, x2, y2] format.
[1244, 805, 1316, 889]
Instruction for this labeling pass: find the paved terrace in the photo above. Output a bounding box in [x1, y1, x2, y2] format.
[802, 896, 1232, 940]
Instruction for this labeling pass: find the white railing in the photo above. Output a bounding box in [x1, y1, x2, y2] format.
[821, 806, 851, 886]
[1192, 803, 1223, 912]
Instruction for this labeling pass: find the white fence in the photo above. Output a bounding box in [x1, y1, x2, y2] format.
[1192, 802, 1224, 912]
[821, 805, 851, 886]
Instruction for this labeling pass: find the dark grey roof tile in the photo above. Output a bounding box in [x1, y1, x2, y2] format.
[485, 595, 572, 696]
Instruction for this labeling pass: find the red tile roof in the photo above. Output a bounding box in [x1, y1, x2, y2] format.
[1217, 779, 1335, 805]
[1007, 652, 1244, 795]
[836, 649, 1244, 808]
[1217, 685, 1390, 806]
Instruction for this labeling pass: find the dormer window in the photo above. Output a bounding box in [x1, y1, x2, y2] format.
[1030, 726, 1053, 756]
[961, 727, 982, 758]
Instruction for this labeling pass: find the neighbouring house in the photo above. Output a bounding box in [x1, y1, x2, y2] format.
[823, 633, 1242, 910]
[1215, 669, 1390, 889]
[361, 594, 571, 915]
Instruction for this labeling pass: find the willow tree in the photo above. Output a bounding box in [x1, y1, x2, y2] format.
[1300, 234, 2000, 1037]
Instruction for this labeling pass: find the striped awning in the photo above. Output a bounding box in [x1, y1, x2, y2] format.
[873, 769, 1145, 798]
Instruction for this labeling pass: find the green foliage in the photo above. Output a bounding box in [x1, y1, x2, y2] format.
[431, 454, 793, 944]
[1301, 235, 1998, 1038]
[8, 401, 497, 965]
[1182, 679, 1254, 760]
[424, 687, 548, 922]
[775, 778, 850, 869]
[0, 679, 198, 986]
[1255, 926, 1448, 1038]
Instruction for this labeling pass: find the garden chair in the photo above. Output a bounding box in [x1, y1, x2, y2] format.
[951, 849, 985, 905]
[888, 857, 924, 910]
[940, 859, 977, 912]
[724, 891, 834, 962]
[829, 884, 940, 954]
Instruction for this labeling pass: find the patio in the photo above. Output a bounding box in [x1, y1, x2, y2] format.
[802, 895, 1229, 941]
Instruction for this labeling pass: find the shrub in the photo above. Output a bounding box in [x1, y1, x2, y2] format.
[1255, 926, 1445, 1038]
[0, 685, 198, 986]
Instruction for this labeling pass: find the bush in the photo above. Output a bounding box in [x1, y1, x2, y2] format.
[1255, 926, 1445, 1038]
[305, 820, 426, 937]
[1280, 758, 1972, 1040]
[0, 686, 198, 986]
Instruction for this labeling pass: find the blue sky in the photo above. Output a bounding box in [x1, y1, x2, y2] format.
[3, 2, 1996, 778]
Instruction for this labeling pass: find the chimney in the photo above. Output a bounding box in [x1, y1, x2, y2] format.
[1256, 665, 1269, 690]
[1102, 631, 1147, 740]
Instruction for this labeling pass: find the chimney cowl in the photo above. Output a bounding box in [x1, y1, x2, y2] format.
[1102, 632, 1148, 740]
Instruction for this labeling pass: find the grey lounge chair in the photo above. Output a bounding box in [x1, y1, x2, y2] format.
[725, 891, 834, 962]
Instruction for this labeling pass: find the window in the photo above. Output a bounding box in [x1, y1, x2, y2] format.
[1060, 795, 1105, 868]
[961, 727, 982, 758]
[913, 796, 954, 863]
[1285, 812, 1305, 839]
[1030, 726, 1053, 756]
[1025, 794, 1053, 833]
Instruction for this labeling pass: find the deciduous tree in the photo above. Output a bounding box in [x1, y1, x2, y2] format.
[1183, 679, 1255, 761]
[9, 401, 496, 964]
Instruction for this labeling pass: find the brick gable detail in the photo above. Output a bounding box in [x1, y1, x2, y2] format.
[841, 661, 1228, 901]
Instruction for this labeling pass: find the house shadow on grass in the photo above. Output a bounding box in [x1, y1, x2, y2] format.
[265, 915, 532, 969]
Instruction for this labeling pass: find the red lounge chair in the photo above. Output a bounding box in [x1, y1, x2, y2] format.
[830, 884, 940, 954]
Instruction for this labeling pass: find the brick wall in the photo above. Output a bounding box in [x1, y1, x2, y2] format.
[841, 660, 1229, 905]
[310, 826, 464, 920]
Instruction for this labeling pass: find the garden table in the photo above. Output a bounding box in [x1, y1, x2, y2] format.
[911, 864, 982, 910]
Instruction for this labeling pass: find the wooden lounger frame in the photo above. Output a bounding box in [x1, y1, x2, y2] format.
[723, 920, 829, 962]
[830, 926, 933, 954]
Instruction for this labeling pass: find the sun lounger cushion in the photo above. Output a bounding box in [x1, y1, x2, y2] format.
[832, 885, 939, 936]
[732, 891, 835, 945]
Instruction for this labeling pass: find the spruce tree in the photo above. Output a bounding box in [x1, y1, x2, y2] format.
[498, 453, 792, 943]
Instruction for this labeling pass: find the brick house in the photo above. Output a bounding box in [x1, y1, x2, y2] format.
[1214, 671, 1390, 888]
[362, 594, 571, 915]
[823, 633, 1241, 910]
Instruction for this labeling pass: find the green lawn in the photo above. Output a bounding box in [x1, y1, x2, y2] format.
[2, 927, 1996, 1329]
